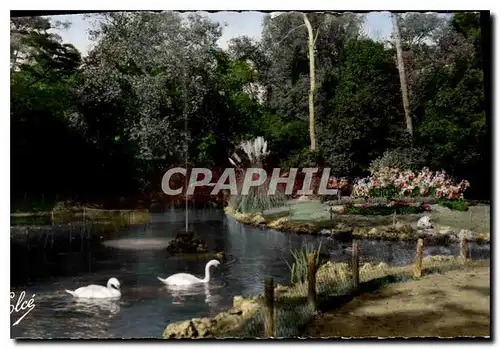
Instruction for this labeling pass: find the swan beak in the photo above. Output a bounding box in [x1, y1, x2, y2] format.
[215, 252, 225, 259]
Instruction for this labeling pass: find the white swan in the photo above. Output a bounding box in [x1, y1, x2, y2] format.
[157, 259, 220, 286]
[65, 277, 121, 299]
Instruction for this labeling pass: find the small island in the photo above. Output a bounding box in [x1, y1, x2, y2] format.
[166, 230, 209, 254]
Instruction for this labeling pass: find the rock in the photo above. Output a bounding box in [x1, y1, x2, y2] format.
[430, 204, 451, 213]
[416, 228, 451, 245]
[163, 320, 198, 339]
[418, 228, 437, 237]
[233, 296, 244, 305]
[163, 296, 260, 339]
[417, 215, 434, 229]
[252, 215, 266, 225]
[393, 222, 415, 235]
[330, 205, 344, 214]
[319, 229, 331, 236]
[268, 217, 289, 228]
[438, 225, 455, 235]
[353, 227, 369, 237]
[297, 195, 313, 201]
[329, 223, 353, 240]
[458, 229, 474, 241]
[335, 222, 351, 231]
[475, 232, 490, 243]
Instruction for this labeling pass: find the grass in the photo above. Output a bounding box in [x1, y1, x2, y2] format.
[430, 204, 490, 234]
[260, 200, 490, 234]
[222, 257, 489, 338]
[230, 185, 287, 214]
[285, 241, 324, 284]
[437, 198, 469, 211]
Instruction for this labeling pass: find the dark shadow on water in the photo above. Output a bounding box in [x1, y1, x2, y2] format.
[10, 207, 491, 339]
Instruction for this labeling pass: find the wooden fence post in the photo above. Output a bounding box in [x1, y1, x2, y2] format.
[352, 239, 360, 289]
[460, 236, 469, 262]
[307, 252, 317, 311]
[414, 238, 424, 278]
[264, 276, 275, 338]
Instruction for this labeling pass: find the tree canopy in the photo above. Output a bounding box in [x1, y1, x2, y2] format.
[10, 11, 490, 203]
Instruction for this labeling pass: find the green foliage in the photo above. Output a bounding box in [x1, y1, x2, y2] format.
[231, 186, 286, 214]
[368, 185, 436, 200]
[345, 205, 425, 216]
[437, 198, 469, 212]
[319, 39, 406, 176]
[279, 147, 321, 169]
[10, 12, 489, 203]
[369, 147, 429, 174]
[285, 241, 324, 284]
[196, 132, 217, 167]
[368, 186, 399, 200]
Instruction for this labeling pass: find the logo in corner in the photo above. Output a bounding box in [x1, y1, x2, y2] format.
[10, 291, 36, 326]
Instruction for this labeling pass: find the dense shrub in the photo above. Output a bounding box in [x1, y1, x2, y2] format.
[437, 198, 469, 211]
[345, 203, 427, 215]
[368, 147, 428, 173]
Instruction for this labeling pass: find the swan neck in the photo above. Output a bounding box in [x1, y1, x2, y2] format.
[203, 263, 212, 283]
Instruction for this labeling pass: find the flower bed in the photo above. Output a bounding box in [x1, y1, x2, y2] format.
[352, 167, 470, 200]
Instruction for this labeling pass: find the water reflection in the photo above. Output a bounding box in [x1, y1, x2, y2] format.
[66, 297, 121, 316]
[163, 283, 221, 306]
[10, 207, 490, 339]
[102, 238, 171, 250]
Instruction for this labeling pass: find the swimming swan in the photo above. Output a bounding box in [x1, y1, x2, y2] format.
[157, 259, 220, 286]
[65, 277, 121, 299]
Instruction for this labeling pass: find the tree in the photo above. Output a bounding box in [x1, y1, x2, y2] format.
[392, 13, 413, 138]
[261, 12, 364, 153]
[319, 39, 405, 175]
[414, 12, 487, 199]
[10, 17, 87, 199]
[303, 13, 318, 152]
[77, 12, 227, 163]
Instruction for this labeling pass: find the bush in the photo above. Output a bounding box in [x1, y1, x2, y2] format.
[280, 148, 322, 170]
[368, 185, 399, 199]
[230, 185, 286, 214]
[345, 204, 426, 215]
[369, 147, 428, 174]
[437, 198, 469, 211]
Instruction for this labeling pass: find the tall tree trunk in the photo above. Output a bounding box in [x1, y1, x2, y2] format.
[392, 13, 413, 138]
[303, 13, 317, 152]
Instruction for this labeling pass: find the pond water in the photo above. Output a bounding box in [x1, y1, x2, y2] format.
[10, 208, 490, 339]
